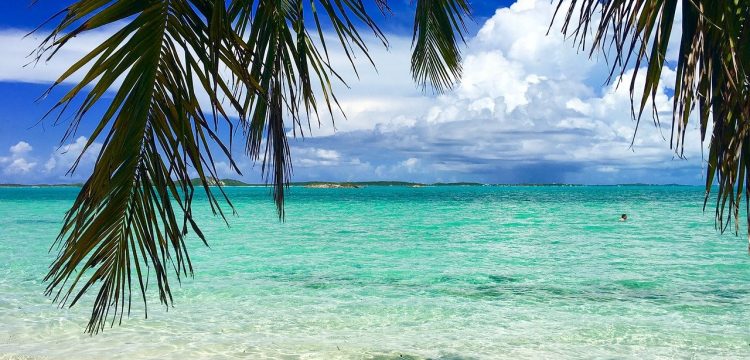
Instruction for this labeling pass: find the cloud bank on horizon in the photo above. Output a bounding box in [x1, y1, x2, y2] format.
[0, 0, 707, 185]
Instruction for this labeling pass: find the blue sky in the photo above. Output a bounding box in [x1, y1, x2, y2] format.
[0, 0, 707, 185]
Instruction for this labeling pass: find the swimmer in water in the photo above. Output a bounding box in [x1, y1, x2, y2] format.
[620, 214, 628, 221]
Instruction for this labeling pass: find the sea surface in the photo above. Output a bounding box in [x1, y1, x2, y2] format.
[0, 186, 749, 359]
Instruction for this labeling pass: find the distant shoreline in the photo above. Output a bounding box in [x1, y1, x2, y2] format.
[0, 179, 699, 188]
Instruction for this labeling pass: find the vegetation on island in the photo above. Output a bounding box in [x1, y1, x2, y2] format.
[0, 181, 699, 188]
[188, 178, 252, 187]
[432, 182, 484, 186]
[188, 179, 479, 187]
[0, 183, 84, 187]
[32, 0, 749, 334]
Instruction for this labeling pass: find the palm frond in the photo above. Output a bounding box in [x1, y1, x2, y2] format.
[40, 0, 249, 334]
[553, 0, 750, 249]
[40, 0, 476, 333]
[411, 0, 471, 93]
[228, 0, 386, 217]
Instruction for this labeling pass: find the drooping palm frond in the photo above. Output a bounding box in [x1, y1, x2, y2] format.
[227, 0, 387, 217]
[411, 0, 471, 92]
[553, 1, 750, 249]
[39, 0, 250, 333]
[40, 0, 472, 333]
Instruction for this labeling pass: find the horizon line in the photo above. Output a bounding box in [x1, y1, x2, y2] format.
[0, 180, 707, 187]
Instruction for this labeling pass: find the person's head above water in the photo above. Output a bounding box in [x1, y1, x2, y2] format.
[621, 214, 628, 221]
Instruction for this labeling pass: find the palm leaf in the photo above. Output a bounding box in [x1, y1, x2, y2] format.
[553, 0, 750, 251]
[411, 0, 471, 92]
[40, 0, 249, 334]
[39, 0, 475, 333]
[228, 0, 386, 217]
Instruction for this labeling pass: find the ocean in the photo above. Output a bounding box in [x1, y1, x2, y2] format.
[0, 186, 748, 359]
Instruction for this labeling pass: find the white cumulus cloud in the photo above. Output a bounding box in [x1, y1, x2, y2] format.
[281, 0, 703, 184]
[9, 141, 33, 155]
[0, 28, 118, 84]
[44, 136, 103, 180]
[0, 1, 706, 185]
[1, 141, 38, 178]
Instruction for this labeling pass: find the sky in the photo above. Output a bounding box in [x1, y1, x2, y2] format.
[0, 0, 709, 185]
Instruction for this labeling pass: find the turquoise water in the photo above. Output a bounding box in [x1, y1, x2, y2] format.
[0, 186, 749, 359]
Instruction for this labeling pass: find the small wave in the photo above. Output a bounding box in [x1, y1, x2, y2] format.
[0, 354, 50, 360]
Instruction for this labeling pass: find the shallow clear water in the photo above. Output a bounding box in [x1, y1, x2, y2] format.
[0, 186, 749, 359]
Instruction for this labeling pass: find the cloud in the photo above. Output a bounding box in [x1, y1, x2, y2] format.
[276, 0, 703, 184]
[9, 141, 32, 155]
[1, 141, 37, 177]
[4, 158, 37, 174]
[0, 136, 105, 183]
[0, 25, 243, 119]
[294, 148, 346, 167]
[43, 136, 103, 180]
[0, 28, 119, 84]
[399, 158, 420, 173]
[0, 1, 706, 185]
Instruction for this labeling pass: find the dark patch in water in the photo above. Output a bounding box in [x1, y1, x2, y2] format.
[638, 292, 668, 301]
[15, 219, 58, 225]
[336, 229, 359, 235]
[472, 286, 504, 299]
[430, 354, 480, 360]
[370, 353, 478, 360]
[488, 274, 522, 284]
[371, 354, 421, 360]
[441, 282, 689, 305]
[704, 288, 749, 299]
[615, 279, 658, 290]
[303, 282, 331, 290]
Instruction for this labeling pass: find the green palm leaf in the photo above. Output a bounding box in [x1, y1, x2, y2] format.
[39, 0, 471, 333]
[228, 0, 387, 217]
[411, 0, 471, 92]
[553, 0, 750, 249]
[40, 0, 249, 333]
[37, 0, 750, 335]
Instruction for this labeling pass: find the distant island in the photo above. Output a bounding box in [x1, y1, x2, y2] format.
[298, 181, 423, 188]
[0, 183, 84, 187]
[189, 178, 255, 187]
[189, 179, 482, 188]
[303, 183, 361, 189]
[0, 179, 696, 188]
